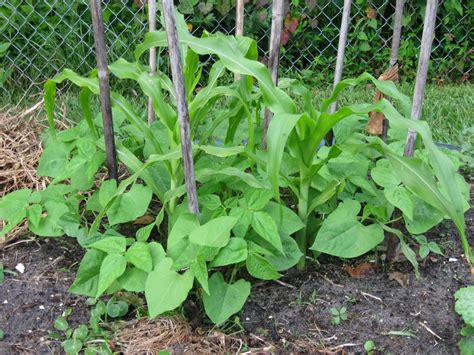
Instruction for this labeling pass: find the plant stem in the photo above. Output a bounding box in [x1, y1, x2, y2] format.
[296, 167, 310, 270]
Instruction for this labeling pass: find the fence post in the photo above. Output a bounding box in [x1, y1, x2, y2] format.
[404, 0, 438, 157]
[390, 0, 404, 67]
[261, 0, 284, 149]
[147, 0, 157, 125]
[161, 0, 200, 216]
[234, 0, 245, 81]
[90, 0, 119, 181]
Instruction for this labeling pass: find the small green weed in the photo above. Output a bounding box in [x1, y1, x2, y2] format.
[330, 307, 347, 326]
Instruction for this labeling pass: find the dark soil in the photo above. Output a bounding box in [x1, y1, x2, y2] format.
[0, 194, 472, 354]
[0, 238, 88, 354]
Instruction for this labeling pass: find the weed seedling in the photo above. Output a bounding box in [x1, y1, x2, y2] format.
[414, 235, 443, 259]
[364, 340, 376, 354]
[330, 307, 348, 326]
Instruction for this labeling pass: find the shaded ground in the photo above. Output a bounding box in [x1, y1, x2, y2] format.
[0, 194, 472, 354]
[0, 238, 88, 354]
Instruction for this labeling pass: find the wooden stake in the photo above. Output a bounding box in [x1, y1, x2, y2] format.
[325, 0, 351, 145]
[390, 0, 404, 67]
[261, 0, 284, 149]
[404, 0, 438, 157]
[161, 0, 200, 216]
[330, 0, 352, 115]
[90, 0, 118, 181]
[234, 0, 245, 81]
[147, 0, 157, 125]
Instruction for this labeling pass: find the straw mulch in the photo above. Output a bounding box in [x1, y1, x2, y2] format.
[0, 101, 51, 247]
[117, 317, 249, 354]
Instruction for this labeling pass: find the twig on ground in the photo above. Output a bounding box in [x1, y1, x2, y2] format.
[418, 321, 443, 340]
[360, 291, 384, 304]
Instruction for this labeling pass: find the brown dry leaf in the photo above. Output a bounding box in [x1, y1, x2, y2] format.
[343, 262, 374, 279]
[366, 65, 399, 135]
[388, 271, 409, 287]
[133, 214, 155, 225]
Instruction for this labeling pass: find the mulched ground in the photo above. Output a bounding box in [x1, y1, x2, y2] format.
[1, 193, 472, 354]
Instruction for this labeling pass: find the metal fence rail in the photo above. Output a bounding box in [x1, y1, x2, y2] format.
[0, 0, 471, 96]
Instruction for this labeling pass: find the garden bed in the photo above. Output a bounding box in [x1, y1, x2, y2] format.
[1, 188, 472, 354]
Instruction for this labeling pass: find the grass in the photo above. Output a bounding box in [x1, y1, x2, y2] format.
[1, 82, 472, 145]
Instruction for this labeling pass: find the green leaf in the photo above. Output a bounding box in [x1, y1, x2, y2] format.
[244, 189, 274, 211]
[69, 249, 106, 297]
[419, 245, 429, 259]
[107, 184, 153, 225]
[398, 235, 419, 278]
[266, 234, 303, 271]
[246, 252, 281, 280]
[96, 254, 127, 297]
[54, 316, 69, 331]
[455, 286, 474, 327]
[117, 267, 147, 292]
[197, 167, 267, 189]
[145, 258, 194, 317]
[311, 200, 384, 258]
[136, 223, 155, 242]
[190, 257, 209, 294]
[428, 242, 443, 256]
[37, 141, 69, 178]
[262, 201, 305, 235]
[189, 216, 237, 248]
[384, 185, 414, 220]
[88, 236, 126, 254]
[229, 207, 253, 238]
[371, 160, 401, 188]
[404, 197, 443, 235]
[209, 238, 248, 267]
[63, 339, 83, 354]
[202, 272, 251, 325]
[167, 213, 201, 269]
[126, 242, 153, 272]
[148, 241, 166, 269]
[251, 211, 283, 253]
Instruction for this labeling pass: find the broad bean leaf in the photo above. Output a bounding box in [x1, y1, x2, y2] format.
[246, 252, 281, 280]
[202, 272, 251, 325]
[97, 253, 127, 297]
[88, 236, 126, 254]
[126, 242, 153, 272]
[209, 238, 248, 267]
[311, 200, 384, 258]
[69, 249, 106, 297]
[262, 201, 305, 235]
[266, 234, 303, 271]
[189, 216, 237, 248]
[145, 258, 194, 317]
[117, 267, 147, 292]
[251, 211, 283, 253]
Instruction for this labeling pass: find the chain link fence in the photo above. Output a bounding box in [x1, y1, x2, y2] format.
[0, 0, 472, 97]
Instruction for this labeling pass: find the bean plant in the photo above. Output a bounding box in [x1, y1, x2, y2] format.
[0, 12, 471, 325]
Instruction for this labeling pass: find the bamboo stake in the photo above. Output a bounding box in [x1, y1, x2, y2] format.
[390, 0, 404, 67]
[325, 0, 351, 145]
[147, 0, 157, 125]
[403, 0, 438, 157]
[329, 0, 352, 115]
[90, 0, 118, 181]
[234, 0, 245, 81]
[261, 0, 284, 149]
[161, 0, 200, 216]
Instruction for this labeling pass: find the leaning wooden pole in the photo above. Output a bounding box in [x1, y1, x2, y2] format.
[403, 0, 438, 157]
[147, 0, 157, 125]
[161, 0, 200, 216]
[390, 0, 404, 67]
[234, 0, 245, 81]
[261, 0, 284, 149]
[90, 0, 118, 181]
[330, 0, 352, 114]
[325, 0, 351, 145]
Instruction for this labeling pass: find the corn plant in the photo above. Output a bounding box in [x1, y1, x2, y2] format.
[0, 11, 470, 325]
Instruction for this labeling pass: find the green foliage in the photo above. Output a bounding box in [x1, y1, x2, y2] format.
[330, 306, 348, 326]
[455, 286, 474, 355]
[0, 10, 470, 327]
